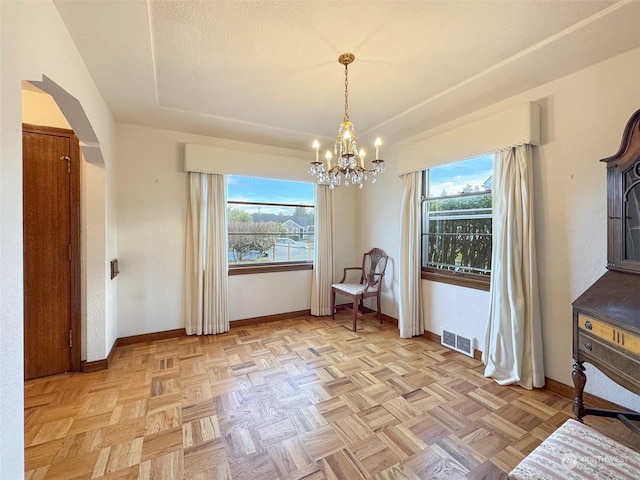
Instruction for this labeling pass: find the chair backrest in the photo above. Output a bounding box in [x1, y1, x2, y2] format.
[361, 248, 388, 287]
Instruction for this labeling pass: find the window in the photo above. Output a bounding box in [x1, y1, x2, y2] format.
[421, 154, 493, 290]
[227, 175, 314, 273]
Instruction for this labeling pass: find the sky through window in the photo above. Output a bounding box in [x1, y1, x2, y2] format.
[227, 176, 314, 215]
[428, 154, 493, 197]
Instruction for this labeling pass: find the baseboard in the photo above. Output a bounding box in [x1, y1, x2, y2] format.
[116, 328, 187, 346]
[346, 305, 399, 327]
[77, 312, 310, 372]
[107, 338, 118, 366]
[81, 328, 186, 372]
[424, 328, 629, 411]
[230, 309, 311, 328]
[79, 307, 393, 371]
[81, 358, 107, 373]
[380, 313, 398, 327]
[542, 376, 574, 400]
[423, 330, 440, 344]
[78, 315, 630, 414]
[543, 376, 627, 411]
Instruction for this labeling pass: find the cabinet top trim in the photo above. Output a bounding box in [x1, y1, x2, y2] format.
[601, 108, 640, 170]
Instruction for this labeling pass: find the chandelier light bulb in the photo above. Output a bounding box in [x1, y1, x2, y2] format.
[325, 150, 332, 169]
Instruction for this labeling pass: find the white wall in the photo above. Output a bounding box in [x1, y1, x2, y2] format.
[22, 88, 71, 128]
[1, 1, 116, 476]
[421, 282, 490, 350]
[105, 135, 118, 357]
[229, 271, 312, 320]
[359, 47, 640, 410]
[352, 146, 403, 318]
[526, 48, 640, 410]
[115, 123, 185, 336]
[115, 123, 355, 336]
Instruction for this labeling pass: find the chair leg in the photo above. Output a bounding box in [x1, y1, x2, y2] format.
[378, 293, 382, 324]
[331, 288, 336, 319]
[352, 296, 358, 332]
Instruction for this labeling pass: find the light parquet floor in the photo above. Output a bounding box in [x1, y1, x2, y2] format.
[25, 312, 640, 480]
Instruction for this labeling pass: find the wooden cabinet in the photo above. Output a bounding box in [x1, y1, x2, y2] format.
[603, 109, 640, 274]
[572, 110, 640, 430]
[573, 272, 640, 415]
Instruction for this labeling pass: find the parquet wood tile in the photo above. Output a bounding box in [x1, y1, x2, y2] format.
[465, 459, 507, 480]
[140, 427, 183, 463]
[182, 439, 230, 480]
[319, 449, 367, 480]
[24, 312, 640, 479]
[350, 434, 401, 476]
[459, 426, 508, 459]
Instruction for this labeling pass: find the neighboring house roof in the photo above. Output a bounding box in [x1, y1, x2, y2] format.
[252, 213, 311, 228]
[282, 219, 304, 230]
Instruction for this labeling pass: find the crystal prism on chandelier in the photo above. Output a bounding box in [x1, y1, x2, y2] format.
[309, 53, 385, 189]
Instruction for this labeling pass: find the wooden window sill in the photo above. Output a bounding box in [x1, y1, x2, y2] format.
[421, 269, 490, 291]
[229, 262, 313, 275]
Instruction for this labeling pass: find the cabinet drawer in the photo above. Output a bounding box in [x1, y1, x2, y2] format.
[577, 332, 640, 387]
[578, 313, 640, 358]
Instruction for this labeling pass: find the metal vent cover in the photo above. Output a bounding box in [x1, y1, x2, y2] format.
[442, 330, 456, 349]
[441, 328, 474, 357]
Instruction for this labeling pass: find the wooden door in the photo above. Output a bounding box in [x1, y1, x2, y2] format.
[23, 124, 80, 379]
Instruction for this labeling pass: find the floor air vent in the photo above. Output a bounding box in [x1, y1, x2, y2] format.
[441, 328, 474, 357]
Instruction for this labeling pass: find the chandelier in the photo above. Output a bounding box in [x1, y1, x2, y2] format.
[309, 53, 385, 189]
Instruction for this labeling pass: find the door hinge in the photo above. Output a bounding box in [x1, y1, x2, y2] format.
[61, 156, 71, 174]
[69, 329, 73, 348]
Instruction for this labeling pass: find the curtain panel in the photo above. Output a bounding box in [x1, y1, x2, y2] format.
[311, 184, 334, 316]
[483, 145, 545, 389]
[185, 172, 229, 335]
[399, 171, 424, 338]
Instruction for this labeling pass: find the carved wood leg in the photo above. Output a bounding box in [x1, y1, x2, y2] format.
[377, 293, 382, 324]
[572, 360, 587, 422]
[352, 297, 359, 332]
[331, 288, 336, 319]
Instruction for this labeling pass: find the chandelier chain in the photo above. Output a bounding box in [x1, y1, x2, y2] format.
[344, 63, 349, 122]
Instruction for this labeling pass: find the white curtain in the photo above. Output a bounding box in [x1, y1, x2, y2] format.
[311, 184, 334, 316]
[483, 145, 544, 389]
[185, 172, 229, 335]
[399, 171, 424, 338]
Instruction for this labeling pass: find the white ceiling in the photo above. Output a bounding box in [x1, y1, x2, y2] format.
[53, 0, 640, 152]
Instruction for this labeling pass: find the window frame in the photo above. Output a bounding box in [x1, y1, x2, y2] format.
[226, 178, 315, 275]
[420, 164, 492, 291]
